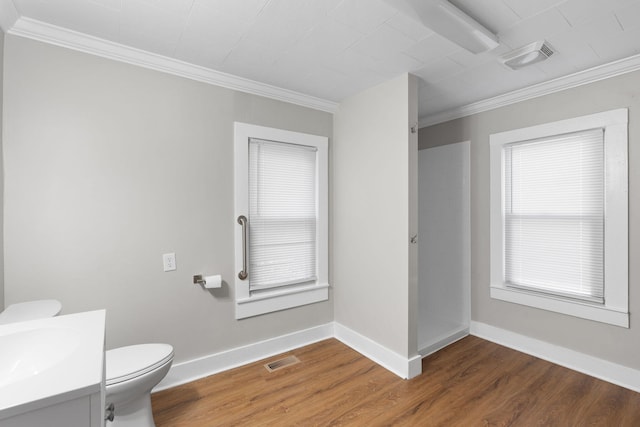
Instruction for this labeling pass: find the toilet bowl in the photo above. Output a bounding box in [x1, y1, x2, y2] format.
[0, 299, 62, 324]
[106, 343, 174, 427]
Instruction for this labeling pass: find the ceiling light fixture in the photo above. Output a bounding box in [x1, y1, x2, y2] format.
[385, 0, 500, 54]
[499, 40, 555, 70]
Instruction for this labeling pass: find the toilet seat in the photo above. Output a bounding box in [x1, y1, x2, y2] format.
[0, 300, 62, 324]
[107, 343, 174, 386]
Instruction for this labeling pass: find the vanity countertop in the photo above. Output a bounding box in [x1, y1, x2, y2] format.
[0, 309, 106, 420]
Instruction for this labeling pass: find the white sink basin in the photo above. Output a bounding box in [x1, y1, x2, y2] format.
[0, 327, 81, 387]
[0, 310, 105, 421]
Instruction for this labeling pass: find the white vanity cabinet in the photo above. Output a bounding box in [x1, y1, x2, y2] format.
[0, 310, 106, 427]
[2, 393, 103, 427]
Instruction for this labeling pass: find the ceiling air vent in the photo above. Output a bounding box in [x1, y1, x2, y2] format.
[499, 40, 555, 70]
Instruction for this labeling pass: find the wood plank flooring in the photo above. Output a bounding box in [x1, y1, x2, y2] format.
[151, 336, 640, 426]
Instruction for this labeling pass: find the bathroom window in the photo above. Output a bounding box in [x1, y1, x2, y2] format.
[489, 109, 628, 327]
[234, 122, 329, 319]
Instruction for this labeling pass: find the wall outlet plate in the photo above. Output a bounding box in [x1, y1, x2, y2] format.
[163, 253, 176, 272]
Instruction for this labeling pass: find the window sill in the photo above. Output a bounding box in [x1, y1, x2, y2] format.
[490, 285, 629, 328]
[235, 283, 329, 319]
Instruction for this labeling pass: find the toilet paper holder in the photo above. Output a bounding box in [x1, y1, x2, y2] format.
[193, 274, 222, 289]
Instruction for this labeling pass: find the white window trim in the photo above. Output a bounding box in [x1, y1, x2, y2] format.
[489, 109, 629, 328]
[234, 122, 329, 319]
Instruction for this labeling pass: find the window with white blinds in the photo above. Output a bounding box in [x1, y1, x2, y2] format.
[503, 129, 604, 303]
[234, 122, 329, 319]
[489, 109, 629, 327]
[249, 139, 318, 292]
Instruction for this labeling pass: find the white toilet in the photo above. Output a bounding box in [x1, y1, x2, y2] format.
[106, 343, 174, 427]
[0, 299, 62, 324]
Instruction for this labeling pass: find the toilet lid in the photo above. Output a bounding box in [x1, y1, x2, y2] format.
[106, 343, 174, 386]
[0, 300, 62, 324]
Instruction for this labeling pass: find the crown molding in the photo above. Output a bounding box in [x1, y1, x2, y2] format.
[419, 53, 640, 128]
[11, 15, 640, 126]
[7, 17, 340, 114]
[0, 0, 19, 33]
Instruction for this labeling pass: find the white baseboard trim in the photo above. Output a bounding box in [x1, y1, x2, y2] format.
[156, 321, 640, 393]
[155, 321, 422, 391]
[155, 322, 334, 391]
[470, 321, 640, 393]
[334, 322, 422, 379]
[419, 326, 469, 357]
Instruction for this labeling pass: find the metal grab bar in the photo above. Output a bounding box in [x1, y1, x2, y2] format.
[237, 215, 248, 280]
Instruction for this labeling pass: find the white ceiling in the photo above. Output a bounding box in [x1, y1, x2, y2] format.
[4, 0, 640, 124]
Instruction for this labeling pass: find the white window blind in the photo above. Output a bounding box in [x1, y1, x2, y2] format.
[503, 128, 604, 303]
[248, 138, 318, 292]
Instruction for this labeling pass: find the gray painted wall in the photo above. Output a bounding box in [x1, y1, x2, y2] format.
[0, 30, 4, 310]
[419, 70, 640, 369]
[333, 74, 418, 358]
[2, 35, 333, 364]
